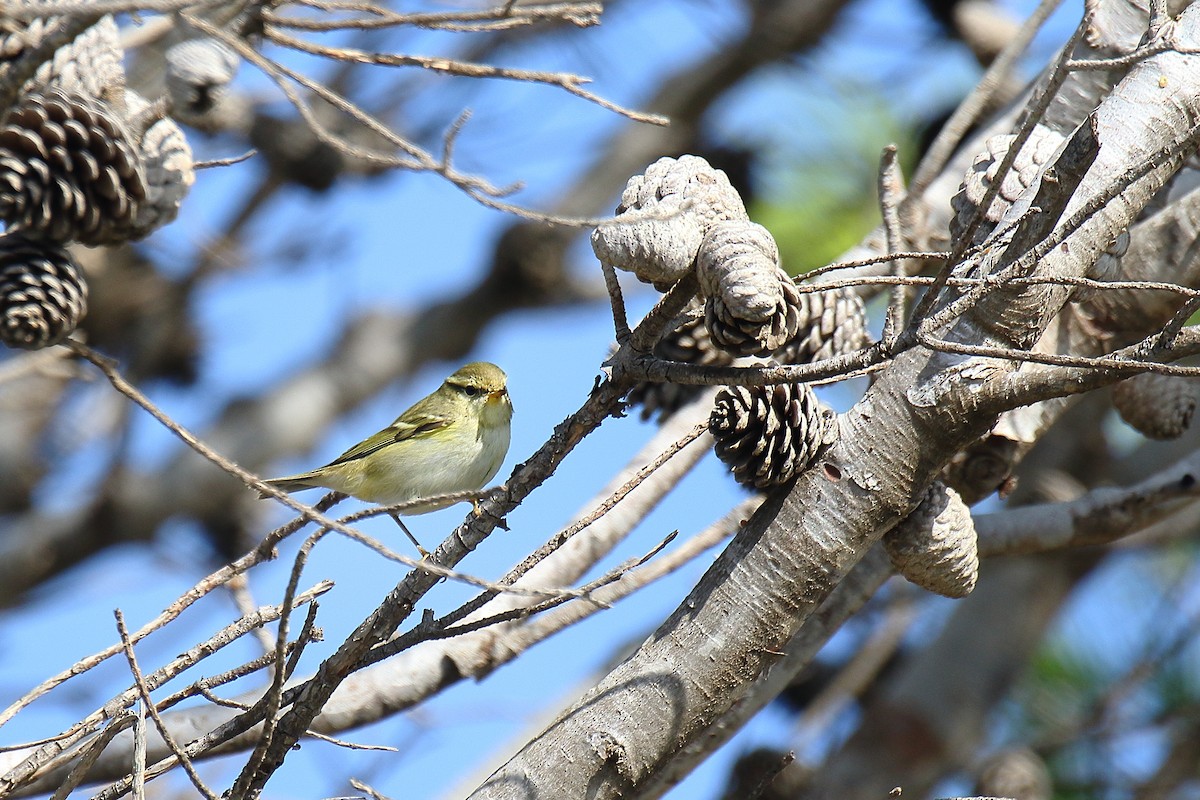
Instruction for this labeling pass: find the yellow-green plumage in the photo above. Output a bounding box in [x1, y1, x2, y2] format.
[263, 362, 512, 515]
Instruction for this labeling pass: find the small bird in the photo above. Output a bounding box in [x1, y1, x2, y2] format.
[262, 362, 513, 554]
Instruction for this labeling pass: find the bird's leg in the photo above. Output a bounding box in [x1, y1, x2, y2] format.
[390, 513, 430, 558]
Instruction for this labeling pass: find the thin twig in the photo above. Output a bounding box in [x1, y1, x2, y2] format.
[116, 611, 220, 800]
[504, 501, 756, 656]
[228, 527, 328, 798]
[285, 601, 322, 681]
[3, 1, 197, 15]
[920, 328, 1200, 382]
[350, 778, 388, 800]
[304, 731, 397, 752]
[194, 150, 258, 170]
[265, 2, 601, 33]
[264, 26, 665, 126]
[157, 649, 294, 714]
[0, 583, 332, 795]
[623, 340, 892, 389]
[427, 420, 711, 633]
[1066, 40, 1172, 70]
[910, 0, 1064, 192]
[227, 575, 277, 661]
[906, 17, 1089, 331]
[365, 499, 750, 669]
[194, 687, 251, 712]
[46, 714, 135, 800]
[130, 701, 145, 800]
[324, 501, 601, 600]
[877, 144, 908, 345]
[364, 526, 686, 665]
[600, 260, 632, 342]
[800, 250, 949, 283]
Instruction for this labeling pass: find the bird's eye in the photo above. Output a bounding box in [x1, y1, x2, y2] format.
[462, 385, 481, 397]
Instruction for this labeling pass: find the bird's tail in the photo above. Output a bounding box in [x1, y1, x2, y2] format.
[258, 475, 317, 499]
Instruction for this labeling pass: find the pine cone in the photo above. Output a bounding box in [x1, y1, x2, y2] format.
[1091, 228, 1129, 281]
[1071, 228, 1131, 302]
[941, 433, 1019, 505]
[698, 220, 801, 356]
[884, 481, 978, 598]
[627, 313, 733, 422]
[974, 747, 1052, 800]
[0, 91, 147, 245]
[1112, 372, 1198, 440]
[2, 13, 124, 97]
[34, 15, 124, 97]
[165, 37, 239, 121]
[949, 128, 1064, 247]
[125, 90, 194, 237]
[0, 234, 86, 349]
[951, 128, 1129, 301]
[710, 382, 837, 490]
[591, 154, 747, 288]
[0, 17, 53, 58]
[777, 286, 869, 364]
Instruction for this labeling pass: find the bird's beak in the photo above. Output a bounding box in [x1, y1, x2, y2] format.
[487, 389, 508, 403]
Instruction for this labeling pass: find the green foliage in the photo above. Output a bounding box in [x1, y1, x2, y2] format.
[1022, 641, 1108, 733]
[747, 100, 920, 276]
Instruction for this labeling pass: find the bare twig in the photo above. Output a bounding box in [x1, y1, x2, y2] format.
[0, 583, 332, 795]
[910, 0, 1064, 192]
[129, 702, 144, 800]
[975, 449, 1200, 556]
[265, 2, 601, 33]
[227, 575, 276, 661]
[157, 649, 295, 714]
[505, 501, 755, 654]
[303, 731, 396, 752]
[116, 611, 219, 800]
[45, 715, 134, 800]
[2, 1, 197, 16]
[877, 144, 908, 345]
[800, 250, 950, 283]
[600, 260, 632, 343]
[228, 530, 329, 798]
[906, 18, 1089, 330]
[264, 27, 665, 126]
[1065, 40, 1172, 70]
[427, 420, 712, 635]
[194, 150, 258, 170]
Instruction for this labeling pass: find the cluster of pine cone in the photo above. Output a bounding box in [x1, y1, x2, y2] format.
[0, 11, 234, 350]
[597, 155, 869, 489]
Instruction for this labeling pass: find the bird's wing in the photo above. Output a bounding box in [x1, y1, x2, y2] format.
[324, 414, 451, 467]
